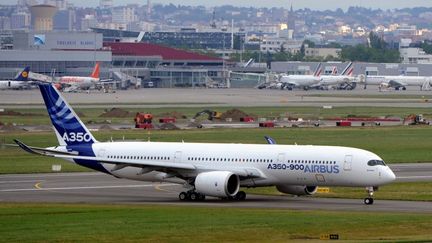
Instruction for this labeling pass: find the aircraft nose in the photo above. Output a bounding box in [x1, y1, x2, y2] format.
[384, 168, 396, 183]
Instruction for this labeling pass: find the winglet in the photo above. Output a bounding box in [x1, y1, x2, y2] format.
[264, 136, 277, 145]
[13, 139, 39, 155]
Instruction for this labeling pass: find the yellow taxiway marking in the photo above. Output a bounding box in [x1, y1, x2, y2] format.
[317, 187, 330, 193]
[34, 182, 43, 189]
[154, 183, 174, 192]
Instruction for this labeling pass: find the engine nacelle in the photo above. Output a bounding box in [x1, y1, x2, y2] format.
[195, 171, 240, 197]
[276, 185, 318, 196]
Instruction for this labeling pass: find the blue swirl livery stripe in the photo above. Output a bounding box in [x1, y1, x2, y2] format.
[38, 84, 109, 174]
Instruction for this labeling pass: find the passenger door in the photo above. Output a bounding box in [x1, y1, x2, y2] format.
[344, 155, 352, 171]
[174, 151, 182, 163]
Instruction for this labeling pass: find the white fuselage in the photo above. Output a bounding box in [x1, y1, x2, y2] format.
[59, 77, 99, 89]
[366, 75, 430, 87]
[319, 75, 357, 86]
[279, 75, 322, 87]
[61, 141, 395, 188]
[0, 80, 26, 90]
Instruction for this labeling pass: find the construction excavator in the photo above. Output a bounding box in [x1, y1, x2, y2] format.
[193, 109, 222, 121]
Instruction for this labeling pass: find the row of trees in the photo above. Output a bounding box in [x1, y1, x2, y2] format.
[229, 32, 401, 63]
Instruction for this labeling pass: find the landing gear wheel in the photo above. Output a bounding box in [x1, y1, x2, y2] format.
[364, 187, 375, 205]
[179, 192, 187, 201]
[235, 191, 247, 201]
[364, 197, 374, 205]
[190, 192, 198, 201]
[198, 194, 206, 201]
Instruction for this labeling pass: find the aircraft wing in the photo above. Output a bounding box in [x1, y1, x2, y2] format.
[14, 140, 263, 178]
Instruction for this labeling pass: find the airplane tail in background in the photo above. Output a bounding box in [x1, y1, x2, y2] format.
[15, 67, 30, 81]
[313, 63, 322, 77]
[90, 62, 100, 79]
[341, 62, 354, 76]
[38, 84, 97, 146]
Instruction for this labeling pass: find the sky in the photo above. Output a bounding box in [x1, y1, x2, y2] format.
[4, 0, 432, 10]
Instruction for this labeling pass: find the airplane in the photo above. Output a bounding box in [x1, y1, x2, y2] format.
[365, 74, 432, 91]
[316, 62, 358, 89]
[12, 83, 396, 205]
[0, 67, 31, 90]
[54, 62, 111, 92]
[278, 63, 322, 90]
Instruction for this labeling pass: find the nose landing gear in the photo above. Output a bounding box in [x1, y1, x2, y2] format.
[364, 187, 375, 205]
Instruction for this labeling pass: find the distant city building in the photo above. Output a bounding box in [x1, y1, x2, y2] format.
[80, 15, 96, 31]
[0, 16, 11, 30]
[400, 47, 432, 64]
[304, 47, 341, 59]
[10, 12, 31, 30]
[99, 0, 113, 9]
[54, 9, 75, 31]
[30, 4, 58, 32]
[112, 6, 137, 24]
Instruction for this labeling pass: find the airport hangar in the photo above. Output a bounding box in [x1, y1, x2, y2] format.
[0, 31, 225, 88]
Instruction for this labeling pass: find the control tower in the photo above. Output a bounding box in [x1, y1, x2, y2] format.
[30, 4, 58, 31]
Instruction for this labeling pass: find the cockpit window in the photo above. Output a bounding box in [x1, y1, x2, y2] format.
[367, 160, 386, 166]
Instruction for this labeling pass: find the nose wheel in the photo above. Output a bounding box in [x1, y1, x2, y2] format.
[364, 187, 374, 205]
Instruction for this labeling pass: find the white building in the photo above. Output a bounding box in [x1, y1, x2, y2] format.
[112, 7, 137, 24]
[400, 47, 432, 64]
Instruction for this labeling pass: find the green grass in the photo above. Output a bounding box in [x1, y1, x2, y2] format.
[2, 126, 432, 174]
[245, 182, 432, 201]
[0, 203, 431, 242]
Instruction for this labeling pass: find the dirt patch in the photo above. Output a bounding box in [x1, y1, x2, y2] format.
[187, 122, 203, 128]
[159, 123, 180, 130]
[75, 111, 86, 117]
[0, 110, 40, 116]
[220, 108, 249, 121]
[157, 111, 187, 119]
[32, 125, 52, 131]
[99, 108, 131, 118]
[99, 124, 114, 130]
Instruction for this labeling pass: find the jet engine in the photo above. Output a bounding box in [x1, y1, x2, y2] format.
[276, 185, 318, 196]
[195, 171, 240, 197]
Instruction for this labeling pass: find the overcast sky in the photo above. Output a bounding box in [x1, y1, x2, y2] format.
[4, 0, 432, 10]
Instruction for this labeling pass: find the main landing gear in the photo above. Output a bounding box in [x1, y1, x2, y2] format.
[178, 190, 206, 201]
[178, 190, 247, 201]
[364, 186, 375, 205]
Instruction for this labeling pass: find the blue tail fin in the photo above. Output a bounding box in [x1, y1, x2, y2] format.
[15, 67, 30, 81]
[39, 84, 97, 146]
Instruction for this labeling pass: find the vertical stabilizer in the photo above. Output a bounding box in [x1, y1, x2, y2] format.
[38, 84, 97, 146]
[15, 67, 30, 81]
[90, 62, 100, 79]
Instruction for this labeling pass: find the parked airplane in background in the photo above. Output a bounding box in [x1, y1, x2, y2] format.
[13, 83, 396, 205]
[278, 63, 322, 90]
[0, 67, 31, 90]
[365, 75, 432, 91]
[54, 62, 101, 92]
[317, 62, 358, 89]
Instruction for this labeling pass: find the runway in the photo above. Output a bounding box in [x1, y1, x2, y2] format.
[1, 163, 431, 213]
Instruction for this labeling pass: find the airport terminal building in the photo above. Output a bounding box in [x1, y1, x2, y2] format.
[0, 31, 225, 87]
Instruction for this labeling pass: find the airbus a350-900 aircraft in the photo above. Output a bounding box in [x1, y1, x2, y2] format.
[14, 84, 396, 204]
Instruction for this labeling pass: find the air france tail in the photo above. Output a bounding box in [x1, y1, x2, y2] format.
[39, 84, 97, 146]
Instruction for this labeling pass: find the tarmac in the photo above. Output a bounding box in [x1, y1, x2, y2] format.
[2, 85, 432, 108]
[0, 163, 431, 213]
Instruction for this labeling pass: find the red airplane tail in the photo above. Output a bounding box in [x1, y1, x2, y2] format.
[90, 62, 100, 79]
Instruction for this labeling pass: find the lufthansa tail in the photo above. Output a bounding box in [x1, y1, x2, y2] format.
[39, 84, 97, 146]
[15, 67, 30, 81]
